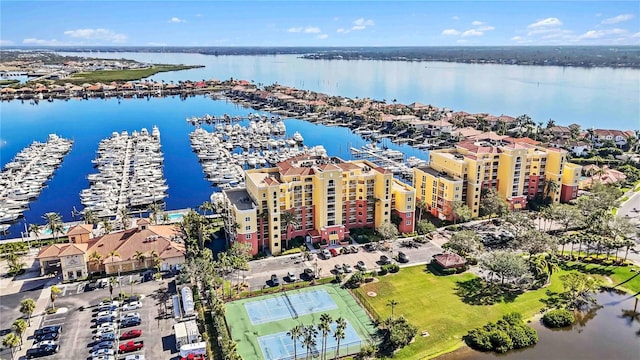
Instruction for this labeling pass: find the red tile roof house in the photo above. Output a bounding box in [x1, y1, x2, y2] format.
[36, 218, 185, 281]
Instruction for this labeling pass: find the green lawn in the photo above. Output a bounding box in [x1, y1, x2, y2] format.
[0, 79, 19, 85]
[560, 262, 640, 294]
[354, 266, 570, 360]
[67, 64, 201, 82]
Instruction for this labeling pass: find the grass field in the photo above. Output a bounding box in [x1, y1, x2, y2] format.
[225, 284, 376, 360]
[352, 262, 640, 360]
[0, 79, 19, 86]
[67, 64, 201, 82]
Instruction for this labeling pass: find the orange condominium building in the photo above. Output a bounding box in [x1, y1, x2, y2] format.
[223, 155, 416, 255]
[413, 139, 581, 221]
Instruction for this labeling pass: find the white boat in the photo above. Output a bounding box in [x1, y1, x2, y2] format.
[292, 131, 304, 143]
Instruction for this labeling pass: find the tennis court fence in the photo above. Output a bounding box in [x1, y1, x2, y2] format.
[282, 291, 299, 319]
[267, 340, 365, 360]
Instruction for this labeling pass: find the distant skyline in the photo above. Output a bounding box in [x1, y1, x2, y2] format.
[1, 1, 639, 47]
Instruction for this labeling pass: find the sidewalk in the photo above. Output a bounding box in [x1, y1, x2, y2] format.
[12, 279, 56, 360]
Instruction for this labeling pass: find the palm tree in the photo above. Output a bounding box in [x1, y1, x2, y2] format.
[149, 250, 161, 273]
[118, 207, 131, 228]
[49, 285, 61, 309]
[147, 203, 161, 224]
[622, 239, 636, 262]
[287, 324, 303, 360]
[199, 201, 214, 216]
[133, 250, 145, 269]
[12, 319, 27, 345]
[101, 219, 113, 234]
[302, 325, 319, 360]
[333, 317, 347, 360]
[387, 299, 399, 319]
[82, 209, 97, 225]
[88, 251, 103, 274]
[19, 298, 35, 326]
[281, 210, 300, 250]
[28, 223, 41, 246]
[42, 212, 63, 240]
[2, 332, 20, 360]
[161, 213, 170, 224]
[108, 250, 120, 276]
[416, 198, 426, 221]
[543, 179, 559, 204]
[318, 313, 333, 360]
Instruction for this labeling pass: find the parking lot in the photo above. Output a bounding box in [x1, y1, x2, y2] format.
[27, 277, 180, 360]
[242, 239, 443, 289]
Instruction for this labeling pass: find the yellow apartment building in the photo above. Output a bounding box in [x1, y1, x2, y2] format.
[223, 155, 416, 255]
[413, 139, 582, 221]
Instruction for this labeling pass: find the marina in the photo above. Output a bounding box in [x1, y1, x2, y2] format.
[81, 126, 168, 218]
[188, 115, 325, 189]
[0, 134, 73, 229]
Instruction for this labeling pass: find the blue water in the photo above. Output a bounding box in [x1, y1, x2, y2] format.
[0, 96, 426, 238]
[57, 52, 640, 130]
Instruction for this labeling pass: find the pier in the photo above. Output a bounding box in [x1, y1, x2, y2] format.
[81, 126, 168, 219]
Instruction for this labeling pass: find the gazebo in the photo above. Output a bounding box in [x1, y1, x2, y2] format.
[434, 252, 467, 269]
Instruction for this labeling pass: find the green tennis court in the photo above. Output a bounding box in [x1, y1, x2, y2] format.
[225, 284, 377, 360]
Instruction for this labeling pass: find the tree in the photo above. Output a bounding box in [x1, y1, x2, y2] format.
[560, 272, 601, 309]
[444, 230, 484, 257]
[19, 298, 35, 326]
[133, 250, 145, 268]
[287, 324, 303, 360]
[416, 220, 436, 235]
[517, 230, 557, 255]
[28, 223, 42, 244]
[2, 333, 20, 360]
[481, 251, 529, 286]
[622, 239, 636, 262]
[147, 203, 161, 224]
[7, 254, 25, 277]
[199, 201, 214, 216]
[416, 198, 427, 220]
[12, 319, 27, 345]
[452, 201, 472, 224]
[543, 179, 560, 204]
[301, 324, 319, 360]
[377, 221, 399, 241]
[281, 210, 300, 250]
[118, 207, 131, 228]
[82, 209, 97, 225]
[480, 189, 508, 219]
[550, 203, 584, 233]
[318, 313, 333, 360]
[333, 317, 347, 360]
[387, 299, 399, 319]
[42, 212, 63, 240]
[108, 250, 121, 276]
[528, 253, 558, 285]
[101, 218, 113, 234]
[503, 211, 535, 242]
[49, 285, 61, 309]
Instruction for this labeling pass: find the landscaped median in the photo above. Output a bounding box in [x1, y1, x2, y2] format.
[351, 263, 640, 360]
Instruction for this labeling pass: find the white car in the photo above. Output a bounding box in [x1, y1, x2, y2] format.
[96, 323, 117, 332]
[94, 327, 116, 339]
[98, 300, 120, 308]
[92, 356, 115, 360]
[120, 312, 140, 322]
[124, 355, 145, 360]
[122, 301, 142, 311]
[96, 310, 118, 318]
[91, 348, 115, 357]
[32, 340, 57, 348]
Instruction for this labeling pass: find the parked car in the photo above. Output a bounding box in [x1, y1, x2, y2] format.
[34, 326, 61, 337]
[96, 310, 118, 318]
[364, 243, 377, 252]
[348, 245, 359, 253]
[120, 312, 141, 322]
[343, 263, 353, 273]
[329, 248, 339, 257]
[26, 345, 59, 359]
[333, 264, 344, 274]
[397, 251, 409, 263]
[356, 260, 367, 271]
[96, 278, 109, 288]
[270, 274, 280, 287]
[124, 355, 145, 360]
[122, 301, 142, 311]
[98, 300, 119, 308]
[286, 271, 297, 282]
[91, 355, 116, 360]
[97, 305, 118, 312]
[91, 340, 115, 352]
[303, 268, 315, 280]
[91, 348, 115, 358]
[119, 329, 142, 340]
[96, 322, 117, 332]
[120, 318, 141, 328]
[86, 280, 98, 291]
[95, 315, 116, 324]
[93, 333, 116, 343]
[379, 255, 391, 265]
[118, 340, 144, 354]
[123, 295, 141, 303]
[32, 340, 57, 348]
[321, 249, 331, 259]
[34, 332, 59, 342]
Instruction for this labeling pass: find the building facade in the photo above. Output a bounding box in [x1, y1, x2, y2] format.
[223, 155, 416, 255]
[413, 140, 582, 221]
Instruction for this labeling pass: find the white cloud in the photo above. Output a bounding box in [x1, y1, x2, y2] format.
[169, 17, 185, 23]
[288, 27, 303, 33]
[511, 36, 523, 41]
[633, 32, 640, 38]
[601, 14, 634, 25]
[336, 28, 350, 34]
[471, 20, 484, 26]
[456, 39, 469, 44]
[461, 29, 483, 37]
[441, 29, 460, 36]
[451, 16, 459, 21]
[528, 17, 562, 28]
[304, 27, 321, 34]
[0, 40, 14, 46]
[63, 28, 127, 43]
[317, 34, 328, 39]
[477, 25, 495, 31]
[352, 18, 374, 31]
[195, 14, 202, 17]
[22, 38, 62, 45]
[579, 28, 628, 40]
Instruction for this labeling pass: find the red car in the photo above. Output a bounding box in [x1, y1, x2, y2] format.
[120, 329, 142, 340]
[329, 248, 339, 257]
[181, 355, 206, 360]
[118, 340, 144, 353]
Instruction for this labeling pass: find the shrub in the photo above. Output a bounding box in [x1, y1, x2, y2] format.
[489, 330, 513, 353]
[281, 248, 302, 255]
[381, 317, 418, 351]
[542, 309, 575, 328]
[465, 313, 537, 353]
[378, 268, 388, 276]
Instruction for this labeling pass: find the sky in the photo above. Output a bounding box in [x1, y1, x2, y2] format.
[1, 1, 639, 47]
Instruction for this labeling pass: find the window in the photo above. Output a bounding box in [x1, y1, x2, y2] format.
[68, 271, 73, 279]
[274, 242, 279, 247]
[406, 220, 412, 225]
[76, 270, 83, 278]
[245, 225, 251, 230]
[245, 217, 250, 222]
[407, 213, 412, 218]
[246, 234, 252, 239]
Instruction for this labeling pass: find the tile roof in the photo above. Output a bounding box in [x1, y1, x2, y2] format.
[67, 224, 93, 236]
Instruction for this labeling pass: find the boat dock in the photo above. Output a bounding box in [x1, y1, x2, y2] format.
[189, 116, 325, 189]
[186, 112, 287, 126]
[81, 126, 168, 219]
[350, 143, 427, 183]
[0, 134, 73, 230]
